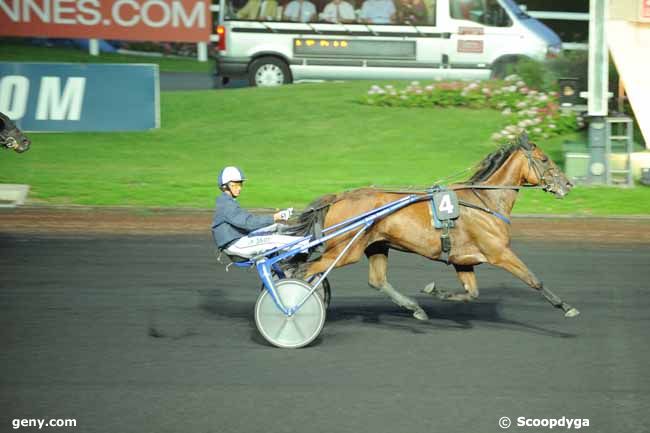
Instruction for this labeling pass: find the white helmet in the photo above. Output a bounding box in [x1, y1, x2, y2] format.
[218, 166, 246, 187]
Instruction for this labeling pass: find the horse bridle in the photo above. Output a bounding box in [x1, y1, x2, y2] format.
[521, 147, 561, 192]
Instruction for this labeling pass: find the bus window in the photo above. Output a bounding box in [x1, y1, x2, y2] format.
[319, 0, 357, 23]
[225, 0, 441, 24]
[282, 0, 318, 22]
[449, 0, 511, 27]
[394, 0, 430, 25]
[426, 0, 436, 25]
[228, 0, 282, 20]
[358, 0, 396, 24]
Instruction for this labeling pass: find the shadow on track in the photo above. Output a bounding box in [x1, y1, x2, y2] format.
[198, 289, 576, 342]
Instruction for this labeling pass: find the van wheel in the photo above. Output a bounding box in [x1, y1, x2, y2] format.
[490, 60, 509, 79]
[491, 56, 522, 79]
[248, 57, 292, 87]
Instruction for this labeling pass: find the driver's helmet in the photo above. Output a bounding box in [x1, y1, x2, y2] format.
[218, 166, 246, 187]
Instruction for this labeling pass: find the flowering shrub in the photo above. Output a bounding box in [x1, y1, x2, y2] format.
[362, 75, 583, 143]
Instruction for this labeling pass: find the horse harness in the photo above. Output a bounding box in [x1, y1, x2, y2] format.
[415, 148, 556, 263]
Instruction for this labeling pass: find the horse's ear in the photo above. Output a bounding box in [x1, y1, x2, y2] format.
[518, 131, 532, 150]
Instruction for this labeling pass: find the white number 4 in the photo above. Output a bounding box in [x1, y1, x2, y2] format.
[438, 194, 454, 214]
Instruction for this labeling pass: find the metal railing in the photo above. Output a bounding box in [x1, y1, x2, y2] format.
[522, 6, 589, 50]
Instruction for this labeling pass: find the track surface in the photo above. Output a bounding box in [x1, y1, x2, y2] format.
[1, 233, 649, 433]
[159, 72, 248, 91]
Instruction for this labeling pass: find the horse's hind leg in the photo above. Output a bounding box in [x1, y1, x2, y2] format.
[489, 247, 579, 317]
[367, 246, 429, 321]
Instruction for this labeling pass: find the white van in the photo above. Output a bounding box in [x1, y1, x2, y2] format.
[214, 0, 562, 86]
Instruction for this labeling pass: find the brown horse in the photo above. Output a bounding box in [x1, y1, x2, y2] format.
[294, 133, 578, 320]
[1, 112, 31, 153]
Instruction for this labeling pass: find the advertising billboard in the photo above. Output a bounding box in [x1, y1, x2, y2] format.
[0, 0, 211, 42]
[0, 62, 160, 131]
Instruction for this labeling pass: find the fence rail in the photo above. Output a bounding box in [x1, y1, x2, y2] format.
[527, 11, 589, 21]
[523, 7, 589, 50]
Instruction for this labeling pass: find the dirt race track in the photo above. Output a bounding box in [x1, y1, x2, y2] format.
[1, 207, 649, 433]
[2, 206, 650, 243]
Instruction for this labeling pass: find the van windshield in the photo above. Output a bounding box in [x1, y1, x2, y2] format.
[224, 0, 437, 26]
[499, 0, 529, 18]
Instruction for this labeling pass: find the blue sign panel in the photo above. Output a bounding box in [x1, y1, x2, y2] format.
[0, 63, 159, 131]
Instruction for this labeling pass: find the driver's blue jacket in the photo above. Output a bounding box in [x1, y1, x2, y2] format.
[211, 192, 274, 248]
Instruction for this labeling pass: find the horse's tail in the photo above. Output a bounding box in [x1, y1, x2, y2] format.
[285, 193, 338, 238]
[280, 194, 338, 276]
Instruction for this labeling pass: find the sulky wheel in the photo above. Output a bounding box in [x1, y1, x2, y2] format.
[255, 279, 326, 349]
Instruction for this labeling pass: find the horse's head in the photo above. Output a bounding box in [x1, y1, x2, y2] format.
[517, 132, 573, 198]
[0, 112, 31, 153]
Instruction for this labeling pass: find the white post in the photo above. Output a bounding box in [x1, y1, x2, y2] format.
[587, 0, 609, 184]
[588, 0, 609, 116]
[89, 39, 99, 56]
[197, 42, 208, 62]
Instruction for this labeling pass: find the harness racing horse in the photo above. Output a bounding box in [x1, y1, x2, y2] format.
[1, 112, 31, 153]
[293, 133, 579, 321]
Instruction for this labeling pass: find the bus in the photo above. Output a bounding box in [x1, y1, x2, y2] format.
[214, 0, 562, 86]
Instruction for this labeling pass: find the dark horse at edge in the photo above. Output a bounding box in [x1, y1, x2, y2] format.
[291, 133, 579, 321]
[1, 112, 31, 153]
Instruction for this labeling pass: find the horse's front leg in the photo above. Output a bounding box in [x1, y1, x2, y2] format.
[424, 265, 480, 302]
[367, 248, 429, 321]
[488, 247, 579, 317]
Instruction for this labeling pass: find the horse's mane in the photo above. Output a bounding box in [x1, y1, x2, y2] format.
[467, 144, 518, 183]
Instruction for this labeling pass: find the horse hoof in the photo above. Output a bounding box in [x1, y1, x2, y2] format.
[421, 282, 436, 295]
[413, 309, 429, 321]
[564, 308, 580, 318]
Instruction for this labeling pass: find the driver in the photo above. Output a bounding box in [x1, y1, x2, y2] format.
[211, 166, 309, 258]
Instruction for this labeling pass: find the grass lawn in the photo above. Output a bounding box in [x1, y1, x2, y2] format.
[1, 81, 649, 215]
[0, 41, 212, 73]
